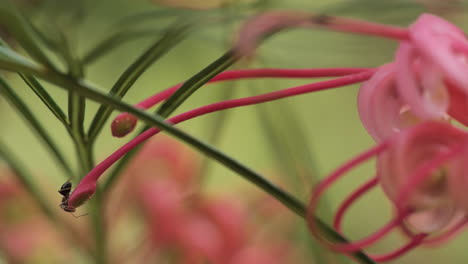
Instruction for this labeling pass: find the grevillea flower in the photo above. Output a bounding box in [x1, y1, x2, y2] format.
[307, 121, 468, 261]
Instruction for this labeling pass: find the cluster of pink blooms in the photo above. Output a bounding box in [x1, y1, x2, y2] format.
[63, 11, 468, 262]
[111, 136, 303, 263]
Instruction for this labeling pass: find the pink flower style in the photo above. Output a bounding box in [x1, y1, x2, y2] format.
[62, 9, 468, 262]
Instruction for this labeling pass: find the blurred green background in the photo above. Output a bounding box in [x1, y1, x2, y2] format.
[2, 0, 468, 263]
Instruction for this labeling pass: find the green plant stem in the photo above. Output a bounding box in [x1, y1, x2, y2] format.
[56, 33, 107, 263]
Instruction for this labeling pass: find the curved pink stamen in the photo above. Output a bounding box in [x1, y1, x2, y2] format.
[69, 71, 374, 207]
[371, 233, 427, 262]
[333, 176, 379, 233]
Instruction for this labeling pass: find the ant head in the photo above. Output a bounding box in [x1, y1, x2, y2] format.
[58, 181, 72, 196]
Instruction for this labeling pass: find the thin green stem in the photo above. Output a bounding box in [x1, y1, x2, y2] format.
[53, 30, 107, 263]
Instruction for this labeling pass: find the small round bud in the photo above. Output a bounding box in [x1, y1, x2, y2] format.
[111, 113, 137, 138]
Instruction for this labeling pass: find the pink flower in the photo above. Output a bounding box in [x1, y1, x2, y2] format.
[358, 14, 468, 142]
[307, 121, 468, 261]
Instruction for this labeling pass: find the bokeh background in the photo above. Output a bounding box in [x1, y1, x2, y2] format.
[1, 0, 468, 263]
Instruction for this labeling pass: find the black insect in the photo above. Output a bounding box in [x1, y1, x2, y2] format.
[58, 180, 75, 213]
[58, 181, 88, 218]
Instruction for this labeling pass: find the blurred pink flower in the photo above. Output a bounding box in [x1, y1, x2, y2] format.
[116, 136, 304, 263]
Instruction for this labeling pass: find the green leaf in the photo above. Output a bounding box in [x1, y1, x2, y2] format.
[0, 2, 55, 68]
[0, 77, 74, 178]
[19, 74, 68, 125]
[156, 50, 238, 117]
[87, 23, 192, 141]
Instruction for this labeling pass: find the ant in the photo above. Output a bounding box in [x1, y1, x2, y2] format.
[58, 180, 87, 217]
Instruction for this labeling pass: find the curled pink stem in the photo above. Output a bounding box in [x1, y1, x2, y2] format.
[69, 70, 374, 206]
[333, 176, 379, 233]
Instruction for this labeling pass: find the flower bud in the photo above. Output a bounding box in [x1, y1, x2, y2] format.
[111, 113, 137, 138]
